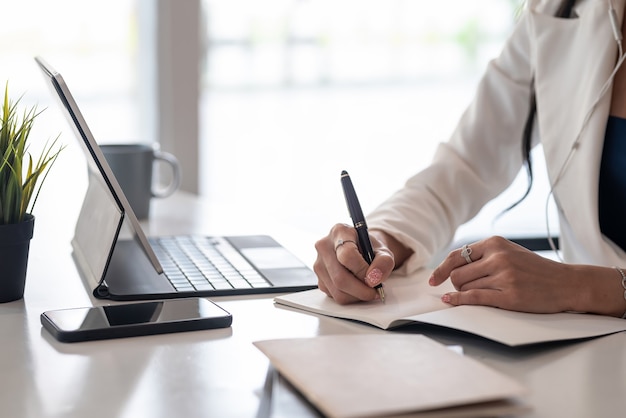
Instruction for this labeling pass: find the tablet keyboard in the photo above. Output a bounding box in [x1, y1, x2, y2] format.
[149, 236, 272, 292]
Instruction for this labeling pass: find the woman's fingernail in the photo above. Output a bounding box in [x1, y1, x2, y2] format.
[429, 275, 435, 286]
[366, 269, 383, 287]
[441, 294, 451, 303]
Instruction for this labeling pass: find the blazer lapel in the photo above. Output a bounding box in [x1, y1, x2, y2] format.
[531, 0, 626, 261]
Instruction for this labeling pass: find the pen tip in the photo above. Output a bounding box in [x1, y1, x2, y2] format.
[377, 286, 385, 303]
[341, 170, 348, 176]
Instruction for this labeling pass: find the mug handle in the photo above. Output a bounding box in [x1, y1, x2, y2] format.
[152, 150, 181, 198]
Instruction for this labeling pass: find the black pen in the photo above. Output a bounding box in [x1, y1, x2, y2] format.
[340, 170, 385, 303]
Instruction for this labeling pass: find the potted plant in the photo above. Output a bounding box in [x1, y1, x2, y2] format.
[0, 83, 63, 303]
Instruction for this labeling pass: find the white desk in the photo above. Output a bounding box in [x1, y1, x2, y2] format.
[2, 191, 626, 418]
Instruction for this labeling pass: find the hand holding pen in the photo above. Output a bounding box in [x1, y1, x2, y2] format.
[312, 171, 396, 304]
[340, 170, 386, 302]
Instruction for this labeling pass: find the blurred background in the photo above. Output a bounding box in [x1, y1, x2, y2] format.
[0, 0, 556, 261]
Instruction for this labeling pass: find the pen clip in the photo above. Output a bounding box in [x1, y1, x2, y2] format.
[341, 171, 374, 264]
[341, 171, 367, 228]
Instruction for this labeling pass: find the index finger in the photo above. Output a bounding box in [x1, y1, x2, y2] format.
[430, 242, 482, 286]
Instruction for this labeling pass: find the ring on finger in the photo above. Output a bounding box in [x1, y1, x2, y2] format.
[335, 239, 357, 253]
[461, 244, 473, 264]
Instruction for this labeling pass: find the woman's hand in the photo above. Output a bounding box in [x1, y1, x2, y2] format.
[429, 236, 626, 317]
[313, 223, 396, 304]
[429, 236, 578, 313]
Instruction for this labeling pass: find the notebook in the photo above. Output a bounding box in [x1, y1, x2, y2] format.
[275, 269, 626, 346]
[35, 56, 318, 301]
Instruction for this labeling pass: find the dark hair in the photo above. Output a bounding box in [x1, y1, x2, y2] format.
[510, 0, 577, 210]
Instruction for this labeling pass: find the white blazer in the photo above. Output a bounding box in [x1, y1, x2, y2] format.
[367, 0, 626, 273]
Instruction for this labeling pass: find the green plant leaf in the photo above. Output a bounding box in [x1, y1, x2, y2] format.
[0, 83, 63, 224]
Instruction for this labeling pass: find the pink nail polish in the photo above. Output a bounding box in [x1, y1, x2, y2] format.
[441, 294, 451, 303]
[366, 269, 383, 287]
[429, 275, 435, 286]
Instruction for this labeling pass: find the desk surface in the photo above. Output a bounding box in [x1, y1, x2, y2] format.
[2, 191, 626, 418]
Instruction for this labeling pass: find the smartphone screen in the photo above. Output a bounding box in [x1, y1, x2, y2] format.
[41, 298, 232, 343]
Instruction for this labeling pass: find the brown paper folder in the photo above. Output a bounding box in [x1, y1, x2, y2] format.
[254, 334, 529, 418]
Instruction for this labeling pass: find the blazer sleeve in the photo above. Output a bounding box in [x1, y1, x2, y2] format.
[367, 4, 540, 274]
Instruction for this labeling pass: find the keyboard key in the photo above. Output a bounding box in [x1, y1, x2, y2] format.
[173, 284, 195, 292]
[211, 281, 234, 290]
[193, 283, 215, 291]
[228, 279, 252, 289]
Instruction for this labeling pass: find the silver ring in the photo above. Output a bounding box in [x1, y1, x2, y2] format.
[461, 244, 473, 264]
[335, 239, 357, 252]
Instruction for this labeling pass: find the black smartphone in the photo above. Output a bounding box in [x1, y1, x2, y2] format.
[41, 298, 232, 343]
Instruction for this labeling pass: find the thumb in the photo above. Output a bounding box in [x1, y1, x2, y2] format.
[365, 251, 394, 288]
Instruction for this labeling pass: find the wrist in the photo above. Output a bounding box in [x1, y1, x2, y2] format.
[573, 265, 626, 317]
[613, 267, 626, 318]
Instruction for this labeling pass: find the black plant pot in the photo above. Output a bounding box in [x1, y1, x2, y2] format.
[0, 214, 35, 303]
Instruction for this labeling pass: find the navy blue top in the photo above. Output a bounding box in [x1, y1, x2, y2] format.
[599, 115, 626, 252]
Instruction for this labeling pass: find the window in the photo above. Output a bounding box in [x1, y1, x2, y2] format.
[2, 1, 553, 263]
[0, 0, 140, 141]
[0, 0, 140, 224]
[200, 0, 547, 253]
